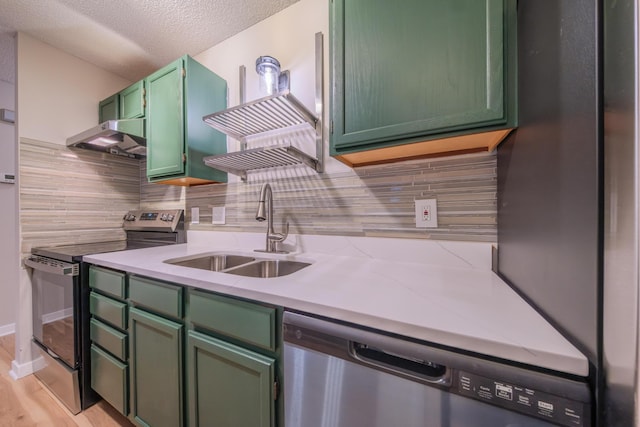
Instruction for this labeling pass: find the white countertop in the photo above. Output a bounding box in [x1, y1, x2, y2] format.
[85, 231, 588, 377]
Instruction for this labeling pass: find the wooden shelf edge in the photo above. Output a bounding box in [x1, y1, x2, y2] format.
[334, 128, 514, 168]
[150, 176, 224, 187]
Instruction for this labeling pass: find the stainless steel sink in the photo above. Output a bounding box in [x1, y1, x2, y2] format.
[167, 254, 255, 272]
[225, 260, 311, 278]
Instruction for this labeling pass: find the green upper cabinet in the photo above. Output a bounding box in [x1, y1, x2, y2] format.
[119, 80, 145, 119]
[99, 81, 145, 122]
[99, 93, 119, 123]
[330, 0, 517, 166]
[145, 55, 228, 186]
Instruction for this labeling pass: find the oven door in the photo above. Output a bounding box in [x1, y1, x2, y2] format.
[27, 255, 79, 368]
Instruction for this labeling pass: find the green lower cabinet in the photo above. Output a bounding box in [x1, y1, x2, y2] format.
[88, 265, 129, 416]
[91, 345, 128, 415]
[129, 307, 184, 427]
[187, 330, 275, 427]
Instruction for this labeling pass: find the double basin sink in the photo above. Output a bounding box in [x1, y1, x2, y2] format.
[165, 253, 311, 278]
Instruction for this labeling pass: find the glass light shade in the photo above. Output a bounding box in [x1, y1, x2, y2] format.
[256, 55, 281, 96]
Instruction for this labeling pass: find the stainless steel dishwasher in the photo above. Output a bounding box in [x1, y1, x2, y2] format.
[283, 312, 592, 427]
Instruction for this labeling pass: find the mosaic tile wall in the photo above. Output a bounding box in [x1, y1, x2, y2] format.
[185, 152, 498, 242]
[139, 160, 186, 211]
[19, 139, 497, 250]
[19, 138, 140, 256]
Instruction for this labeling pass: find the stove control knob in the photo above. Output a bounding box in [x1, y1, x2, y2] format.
[160, 213, 167, 221]
[166, 214, 175, 222]
[124, 214, 136, 221]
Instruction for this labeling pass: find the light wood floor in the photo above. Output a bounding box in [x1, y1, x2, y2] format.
[0, 334, 133, 426]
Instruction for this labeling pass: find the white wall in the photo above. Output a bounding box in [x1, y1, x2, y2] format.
[195, 0, 350, 182]
[0, 78, 17, 336]
[17, 33, 131, 146]
[12, 33, 132, 376]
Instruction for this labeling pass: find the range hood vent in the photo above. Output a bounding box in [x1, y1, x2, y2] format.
[66, 119, 146, 159]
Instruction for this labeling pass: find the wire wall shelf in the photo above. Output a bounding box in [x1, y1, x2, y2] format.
[203, 143, 320, 181]
[203, 91, 317, 141]
[202, 32, 324, 181]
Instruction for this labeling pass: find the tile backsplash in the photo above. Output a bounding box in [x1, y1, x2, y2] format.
[185, 151, 497, 242]
[139, 161, 185, 211]
[19, 139, 497, 254]
[19, 138, 140, 255]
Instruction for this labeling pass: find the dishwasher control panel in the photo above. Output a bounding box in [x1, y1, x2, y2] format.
[456, 371, 588, 427]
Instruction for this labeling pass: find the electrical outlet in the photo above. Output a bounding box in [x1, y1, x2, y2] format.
[191, 207, 200, 224]
[212, 206, 225, 225]
[415, 199, 438, 228]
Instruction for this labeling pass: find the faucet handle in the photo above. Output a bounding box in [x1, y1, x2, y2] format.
[269, 222, 289, 243]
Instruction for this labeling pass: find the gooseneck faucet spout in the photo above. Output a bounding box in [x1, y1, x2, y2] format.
[255, 183, 289, 253]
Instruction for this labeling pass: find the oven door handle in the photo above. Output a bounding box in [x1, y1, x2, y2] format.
[24, 256, 79, 277]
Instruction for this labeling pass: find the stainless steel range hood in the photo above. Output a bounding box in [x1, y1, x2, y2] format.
[66, 119, 146, 158]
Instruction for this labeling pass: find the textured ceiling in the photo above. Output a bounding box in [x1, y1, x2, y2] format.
[0, 0, 300, 84]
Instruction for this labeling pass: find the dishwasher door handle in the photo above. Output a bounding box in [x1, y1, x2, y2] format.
[284, 312, 452, 387]
[351, 342, 450, 385]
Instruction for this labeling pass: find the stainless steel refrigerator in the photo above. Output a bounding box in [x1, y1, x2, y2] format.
[497, 1, 638, 426]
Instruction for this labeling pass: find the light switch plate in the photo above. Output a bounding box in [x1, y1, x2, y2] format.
[212, 206, 225, 225]
[0, 109, 15, 124]
[415, 199, 438, 228]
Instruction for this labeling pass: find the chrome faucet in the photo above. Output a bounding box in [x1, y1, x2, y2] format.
[255, 183, 289, 253]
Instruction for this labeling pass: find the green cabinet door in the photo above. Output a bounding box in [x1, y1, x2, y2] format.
[120, 80, 145, 119]
[145, 55, 228, 185]
[330, 0, 517, 159]
[187, 330, 275, 427]
[129, 307, 183, 427]
[99, 93, 119, 123]
[146, 58, 186, 179]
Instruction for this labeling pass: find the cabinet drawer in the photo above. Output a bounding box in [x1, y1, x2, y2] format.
[89, 266, 126, 299]
[91, 345, 128, 416]
[189, 290, 276, 351]
[90, 318, 127, 361]
[129, 275, 183, 319]
[90, 292, 127, 330]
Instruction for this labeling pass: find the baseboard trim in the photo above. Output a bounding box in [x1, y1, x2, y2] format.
[9, 358, 36, 380]
[0, 323, 16, 337]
